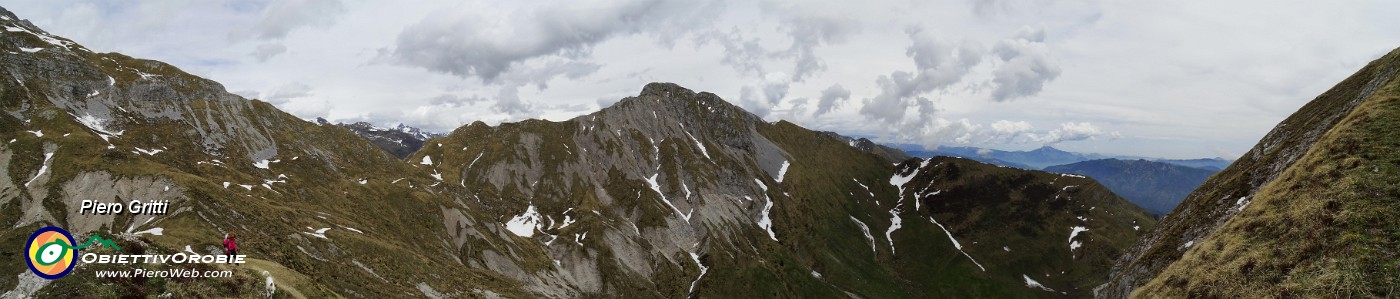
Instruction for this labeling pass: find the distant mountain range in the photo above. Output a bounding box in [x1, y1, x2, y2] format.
[906, 145, 1233, 171]
[1045, 159, 1215, 216]
[319, 118, 443, 158]
[900, 146, 1229, 217]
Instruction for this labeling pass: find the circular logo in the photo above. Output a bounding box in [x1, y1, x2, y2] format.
[25, 226, 77, 279]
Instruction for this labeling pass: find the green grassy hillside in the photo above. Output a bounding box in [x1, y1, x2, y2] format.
[1102, 47, 1400, 298]
[1135, 53, 1400, 298]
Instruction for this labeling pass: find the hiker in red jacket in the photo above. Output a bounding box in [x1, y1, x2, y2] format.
[223, 232, 238, 265]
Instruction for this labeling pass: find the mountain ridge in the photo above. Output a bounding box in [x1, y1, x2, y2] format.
[320, 118, 443, 158]
[1, 6, 1158, 297]
[911, 145, 1233, 171]
[1045, 159, 1216, 216]
[1099, 46, 1400, 297]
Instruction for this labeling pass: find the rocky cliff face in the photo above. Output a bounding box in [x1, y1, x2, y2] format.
[1099, 47, 1400, 298]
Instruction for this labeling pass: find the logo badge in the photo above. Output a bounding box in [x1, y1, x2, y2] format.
[25, 226, 77, 279]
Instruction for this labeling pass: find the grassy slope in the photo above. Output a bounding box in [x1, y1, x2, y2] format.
[1105, 47, 1400, 298]
[0, 41, 525, 297]
[758, 122, 1157, 298]
[1136, 63, 1400, 297]
[906, 156, 1157, 297]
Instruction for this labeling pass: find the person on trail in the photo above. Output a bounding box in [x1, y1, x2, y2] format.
[223, 232, 239, 265]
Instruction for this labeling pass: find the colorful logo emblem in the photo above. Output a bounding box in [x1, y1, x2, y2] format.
[25, 226, 77, 279]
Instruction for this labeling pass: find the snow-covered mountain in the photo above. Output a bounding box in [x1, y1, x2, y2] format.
[318, 118, 443, 158]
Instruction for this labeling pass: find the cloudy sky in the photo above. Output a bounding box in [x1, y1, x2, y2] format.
[6, 0, 1399, 159]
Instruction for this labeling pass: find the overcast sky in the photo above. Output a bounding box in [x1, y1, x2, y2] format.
[6, 0, 1399, 159]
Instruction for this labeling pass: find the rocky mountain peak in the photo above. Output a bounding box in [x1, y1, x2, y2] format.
[600, 82, 759, 126]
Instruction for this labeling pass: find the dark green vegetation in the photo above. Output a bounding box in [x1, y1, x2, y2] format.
[1045, 159, 1216, 216]
[1102, 47, 1400, 298]
[0, 6, 1158, 297]
[891, 157, 1156, 297]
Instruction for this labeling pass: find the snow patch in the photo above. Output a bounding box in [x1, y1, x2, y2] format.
[420, 155, 434, 165]
[853, 179, 874, 198]
[850, 217, 878, 256]
[18, 47, 42, 53]
[466, 152, 484, 169]
[24, 150, 55, 187]
[1023, 275, 1056, 292]
[131, 227, 164, 236]
[133, 147, 162, 155]
[755, 180, 777, 241]
[776, 161, 791, 183]
[686, 252, 709, 296]
[647, 173, 691, 222]
[885, 205, 903, 255]
[890, 159, 932, 200]
[929, 217, 985, 271]
[685, 131, 711, 161]
[3, 25, 72, 50]
[1068, 226, 1089, 252]
[304, 227, 331, 239]
[505, 205, 542, 237]
[559, 209, 577, 229]
[1232, 196, 1251, 212]
[253, 159, 279, 169]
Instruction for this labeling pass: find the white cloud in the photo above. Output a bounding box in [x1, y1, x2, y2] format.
[241, 0, 347, 40]
[386, 0, 717, 83]
[10, 0, 1400, 158]
[813, 83, 850, 116]
[987, 119, 1034, 142]
[429, 94, 488, 108]
[859, 28, 984, 127]
[1031, 122, 1120, 145]
[988, 27, 1060, 102]
[251, 43, 287, 62]
[265, 82, 313, 104]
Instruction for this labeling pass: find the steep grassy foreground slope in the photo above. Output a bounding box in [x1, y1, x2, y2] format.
[1101, 47, 1400, 298]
